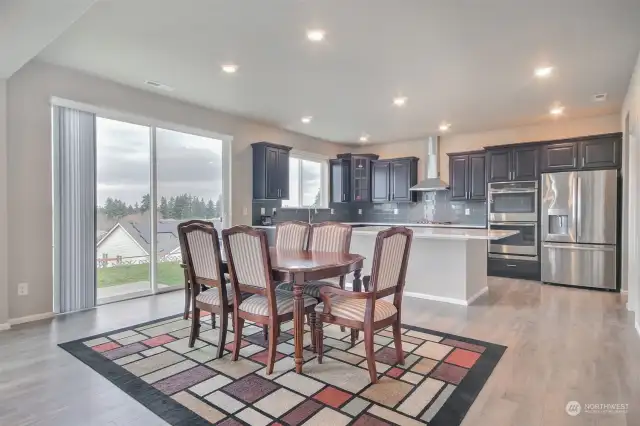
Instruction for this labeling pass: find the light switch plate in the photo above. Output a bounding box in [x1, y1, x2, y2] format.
[330, 208, 334, 215]
[272, 208, 277, 214]
[393, 208, 399, 215]
[358, 209, 362, 215]
[465, 208, 471, 215]
[18, 282, 29, 296]
[260, 207, 266, 215]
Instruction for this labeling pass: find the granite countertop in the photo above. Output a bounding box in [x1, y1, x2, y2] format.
[351, 226, 518, 241]
[253, 222, 486, 229]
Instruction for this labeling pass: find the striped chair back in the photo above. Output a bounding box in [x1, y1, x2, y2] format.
[178, 221, 222, 286]
[308, 222, 352, 253]
[222, 226, 272, 295]
[275, 221, 310, 251]
[369, 227, 413, 295]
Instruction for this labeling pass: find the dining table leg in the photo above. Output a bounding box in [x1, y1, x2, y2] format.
[292, 272, 305, 374]
[352, 268, 362, 340]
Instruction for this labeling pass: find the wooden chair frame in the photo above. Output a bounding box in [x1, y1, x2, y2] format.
[222, 226, 317, 375]
[314, 226, 413, 383]
[179, 219, 214, 320]
[178, 221, 231, 359]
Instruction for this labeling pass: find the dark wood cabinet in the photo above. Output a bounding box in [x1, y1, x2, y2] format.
[335, 154, 379, 203]
[540, 133, 621, 172]
[368, 157, 418, 203]
[330, 159, 350, 203]
[469, 153, 487, 200]
[448, 151, 486, 201]
[371, 161, 391, 202]
[486, 146, 539, 182]
[580, 135, 621, 169]
[541, 142, 578, 171]
[390, 159, 418, 202]
[252, 142, 292, 200]
[486, 149, 511, 182]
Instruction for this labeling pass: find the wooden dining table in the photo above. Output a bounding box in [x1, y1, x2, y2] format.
[217, 247, 365, 374]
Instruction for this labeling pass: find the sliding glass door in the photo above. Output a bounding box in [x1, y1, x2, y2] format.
[93, 117, 227, 304]
[96, 118, 152, 303]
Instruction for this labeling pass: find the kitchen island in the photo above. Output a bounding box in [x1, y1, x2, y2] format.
[350, 226, 519, 305]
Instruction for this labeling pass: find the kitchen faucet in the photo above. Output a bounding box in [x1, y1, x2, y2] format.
[308, 205, 318, 224]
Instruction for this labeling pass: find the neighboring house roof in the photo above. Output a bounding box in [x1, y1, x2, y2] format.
[97, 219, 183, 256]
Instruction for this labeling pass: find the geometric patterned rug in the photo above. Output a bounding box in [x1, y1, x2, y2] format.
[59, 313, 506, 426]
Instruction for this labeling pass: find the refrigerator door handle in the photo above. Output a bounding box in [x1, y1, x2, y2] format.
[576, 176, 582, 241]
[542, 242, 616, 252]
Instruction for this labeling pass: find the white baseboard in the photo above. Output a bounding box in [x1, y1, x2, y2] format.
[8, 312, 55, 326]
[0, 323, 10, 331]
[405, 287, 488, 306]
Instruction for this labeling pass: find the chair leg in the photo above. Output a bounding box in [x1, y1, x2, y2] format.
[316, 317, 324, 364]
[308, 312, 316, 353]
[350, 328, 357, 347]
[232, 313, 244, 361]
[216, 311, 229, 359]
[339, 277, 346, 332]
[392, 320, 405, 365]
[211, 313, 216, 329]
[189, 306, 200, 348]
[183, 281, 190, 320]
[266, 319, 278, 375]
[364, 324, 377, 383]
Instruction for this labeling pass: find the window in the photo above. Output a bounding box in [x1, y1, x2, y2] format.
[282, 153, 328, 208]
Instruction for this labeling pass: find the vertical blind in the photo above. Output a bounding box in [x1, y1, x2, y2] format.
[53, 106, 96, 313]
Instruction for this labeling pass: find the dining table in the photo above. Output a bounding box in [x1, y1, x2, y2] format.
[217, 247, 365, 374]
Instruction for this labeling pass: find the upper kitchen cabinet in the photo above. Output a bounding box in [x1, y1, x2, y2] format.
[252, 142, 292, 200]
[370, 157, 419, 203]
[540, 133, 621, 172]
[336, 153, 379, 202]
[486, 145, 539, 182]
[330, 158, 350, 203]
[448, 151, 486, 201]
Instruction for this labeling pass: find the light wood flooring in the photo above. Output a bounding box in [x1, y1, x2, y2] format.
[0, 277, 638, 426]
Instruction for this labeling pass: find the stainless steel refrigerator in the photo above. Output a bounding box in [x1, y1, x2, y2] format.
[541, 169, 618, 289]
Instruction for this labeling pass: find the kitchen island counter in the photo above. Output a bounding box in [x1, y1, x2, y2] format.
[352, 226, 517, 240]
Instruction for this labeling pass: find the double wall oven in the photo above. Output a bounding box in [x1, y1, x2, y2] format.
[488, 181, 538, 261]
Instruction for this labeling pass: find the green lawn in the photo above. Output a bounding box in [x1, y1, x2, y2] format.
[97, 262, 184, 288]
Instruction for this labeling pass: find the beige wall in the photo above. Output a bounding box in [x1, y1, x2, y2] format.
[6, 60, 343, 320]
[0, 79, 8, 327]
[354, 114, 621, 182]
[621, 51, 640, 318]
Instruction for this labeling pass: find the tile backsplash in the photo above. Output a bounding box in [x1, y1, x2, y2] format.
[253, 191, 486, 226]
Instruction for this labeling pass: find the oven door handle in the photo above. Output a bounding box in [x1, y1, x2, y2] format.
[489, 222, 538, 227]
[487, 189, 538, 194]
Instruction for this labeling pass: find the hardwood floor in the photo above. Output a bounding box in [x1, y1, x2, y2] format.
[0, 277, 638, 426]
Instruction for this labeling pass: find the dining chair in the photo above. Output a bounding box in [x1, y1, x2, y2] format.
[222, 225, 318, 374]
[275, 220, 311, 251]
[314, 226, 413, 383]
[178, 221, 234, 359]
[178, 219, 213, 321]
[278, 222, 352, 332]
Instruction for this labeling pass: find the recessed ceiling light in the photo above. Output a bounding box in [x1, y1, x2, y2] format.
[393, 96, 407, 107]
[550, 105, 565, 116]
[439, 122, 451, 132]
[301, 116, 313, 123]
[306, 30, 325, 42]
[359, 134, 370, 142]
[221, 64, 238, 73]
[535, 66, 554, 78]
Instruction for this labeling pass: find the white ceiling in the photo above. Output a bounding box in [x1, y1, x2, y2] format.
[35, 0, 640, 144]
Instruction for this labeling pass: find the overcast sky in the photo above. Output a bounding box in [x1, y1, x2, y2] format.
[96, 117, 222, 206]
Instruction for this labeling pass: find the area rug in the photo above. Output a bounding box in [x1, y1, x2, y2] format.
[59, 314, 506, 426]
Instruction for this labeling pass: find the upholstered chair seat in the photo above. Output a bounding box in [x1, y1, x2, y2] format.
[239, 290, 317, 316]
[314, 297, 397, 322]
[195, 284, 235, 306]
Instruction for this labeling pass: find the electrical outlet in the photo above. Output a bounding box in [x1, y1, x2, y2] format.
[272, 208, 277, 215]
[465, 208, 471, 216]
[358, 209, 362, 215]
[393, 208, 399, 215]
[18, 282, 29, 296]
[242, 207, 248, 216]
[330, 208, 334, 215]
[260, 207, 265, 215]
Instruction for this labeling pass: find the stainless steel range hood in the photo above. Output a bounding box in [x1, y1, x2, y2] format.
[409, 136, 449, 191]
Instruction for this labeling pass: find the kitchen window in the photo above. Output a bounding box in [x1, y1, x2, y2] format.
[282, 152, 329, 208]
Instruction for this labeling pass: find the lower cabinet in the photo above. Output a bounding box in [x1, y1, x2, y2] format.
[487, 257, 540, 281]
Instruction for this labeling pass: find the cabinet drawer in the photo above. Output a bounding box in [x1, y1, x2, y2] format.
[488, 257, 540, 281]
